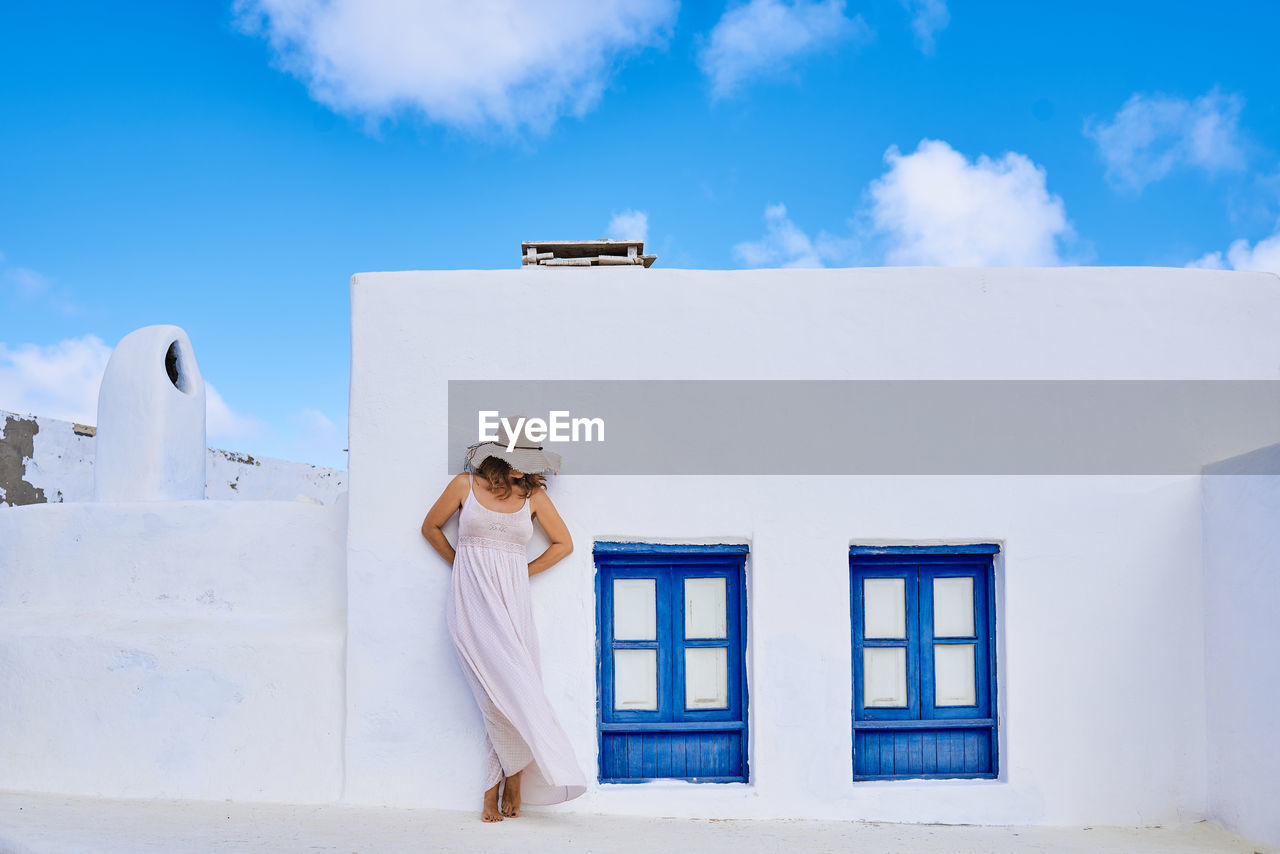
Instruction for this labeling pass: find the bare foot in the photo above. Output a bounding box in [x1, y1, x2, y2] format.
[500, 770, 522, 817]
[481, 781, 504, 822]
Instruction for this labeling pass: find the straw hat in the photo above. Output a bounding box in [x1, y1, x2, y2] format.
[464, 415, 563, 474]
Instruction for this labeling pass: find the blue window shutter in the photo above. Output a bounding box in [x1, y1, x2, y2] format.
[919, 562, 992, 721]
[851, 561, 921, 721]
[850, 547, 999, 780]
[596, 543, 749, 783]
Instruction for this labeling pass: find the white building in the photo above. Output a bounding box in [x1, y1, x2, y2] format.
[1, 266, 1277, 849]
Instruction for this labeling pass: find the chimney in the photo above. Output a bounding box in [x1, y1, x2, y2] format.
[93, 324, 207, 502]
[521, 239, 656, 268]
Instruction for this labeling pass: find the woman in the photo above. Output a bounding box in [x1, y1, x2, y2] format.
[420, 419, 587, 822]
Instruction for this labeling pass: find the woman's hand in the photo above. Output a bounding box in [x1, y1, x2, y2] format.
[527, 486, 573, 576]
[421, 473, 468, 566]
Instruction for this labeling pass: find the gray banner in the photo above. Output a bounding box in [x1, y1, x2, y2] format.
[447, 380, 1280, 474]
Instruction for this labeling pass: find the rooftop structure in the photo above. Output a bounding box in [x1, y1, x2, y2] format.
[521, 239, 656, 267]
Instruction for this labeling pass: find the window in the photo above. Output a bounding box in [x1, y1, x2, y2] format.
[850, 545, 999, 780]
[594, 542, 749, 783]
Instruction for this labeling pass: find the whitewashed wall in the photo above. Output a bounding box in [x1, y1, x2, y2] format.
[0, 409, 347, 507]
[1202, 445, 1280, 848]
[344, 267, 1280, 825]
[0, 496, 348, 802]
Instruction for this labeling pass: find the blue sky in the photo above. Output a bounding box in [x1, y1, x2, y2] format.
[3, 0, 1279, 470]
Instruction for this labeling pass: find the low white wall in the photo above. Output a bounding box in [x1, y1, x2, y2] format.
[344, 267, 1280, 825]
[0, 498, 348, 803]
[0, 409, 347, 506]
[1202, 447, 1280, 848]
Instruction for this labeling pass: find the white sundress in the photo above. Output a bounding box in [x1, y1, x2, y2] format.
[445, 474, 587, 805]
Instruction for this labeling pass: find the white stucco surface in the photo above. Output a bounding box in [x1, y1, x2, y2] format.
[0, 497, 348, 802]
[94, 325, 207, 501]
[343, 267, 1280, 826]
[1202, 450, 1280, 848]
[203, 447, 348, 502]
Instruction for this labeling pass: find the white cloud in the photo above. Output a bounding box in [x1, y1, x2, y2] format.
[0, 333, 344, 468]
[286, 408, 342, 459]
[735, 140, 1074, 268]
[234, 0, 676, 132]
[868, 139, 1072, 265]
[734, 204, 828, 267]
[0, 335, 112, 424]
[1186, 252, 1226, 270]
[699, 0, 868, 98]
[234, 407, 346, 470]
[903, 0, 948, 53]
[1, 252, 79, 315]
[607, 209, 649, 243]
[1085, 89, 1247, 191]
[0, 334, 264, 443]
[1188, 229, 1280, 274]
[205, 383, 262, 443]
[4, 266, 51, 298]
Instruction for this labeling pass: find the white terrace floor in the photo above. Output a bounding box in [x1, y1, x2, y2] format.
[0, 791, 1275, 854]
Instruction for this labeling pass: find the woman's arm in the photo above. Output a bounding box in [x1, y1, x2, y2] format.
[421, 473, 469, 566]
[528, 487, 573, 576]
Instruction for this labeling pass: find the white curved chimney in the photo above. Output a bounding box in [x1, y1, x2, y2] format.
[93, 325, 206, 501]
